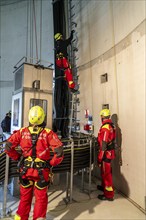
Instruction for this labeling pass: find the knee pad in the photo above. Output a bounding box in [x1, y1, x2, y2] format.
[14, 214, 21, 220]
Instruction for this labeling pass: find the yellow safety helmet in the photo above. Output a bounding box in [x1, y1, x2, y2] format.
[54, 33, 62, 41]
[28, 106, 45, 125]
[100, 109, 111, 117]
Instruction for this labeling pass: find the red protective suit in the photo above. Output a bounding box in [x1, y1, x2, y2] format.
[55, 31, 75, 90]
[56, 57, 75, 89]
[97, 119, 116, 199]
[5, 127, 63, 220]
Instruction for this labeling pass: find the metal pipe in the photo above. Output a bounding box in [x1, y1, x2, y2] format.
[88, 137, 92, 196]
[69, 94, 75, 135]
[66, 172, 69, 198]
[3, 155, 9, 217]
[81, 168, 84, 190]
[70, 138, 74, 202]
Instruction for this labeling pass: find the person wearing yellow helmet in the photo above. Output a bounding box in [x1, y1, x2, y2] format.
[54, 33, 63, 41]
[28, 105, 45, 126]
[54, 30, 78, 92]
[100, 108, 111, 118]
[5, 105, 64, 220]
[97, 108, 116, 201]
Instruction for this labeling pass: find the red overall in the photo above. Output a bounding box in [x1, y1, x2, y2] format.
[5, 127, 63, 220]
[97, 119, 116, 199]
[56, 56, 75, 89]
[55, 31, 75, 90]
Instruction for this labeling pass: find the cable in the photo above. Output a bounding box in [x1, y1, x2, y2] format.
[25, 0, 29, 59]
[110, 1, 119, 115]
[0, 0, 26, 6]
[33, 0, 38, 62]
[40, 0, 42, 64]
[29, 0, 32, 63]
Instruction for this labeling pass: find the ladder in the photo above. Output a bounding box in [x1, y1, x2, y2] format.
[67, 0, 80, 136]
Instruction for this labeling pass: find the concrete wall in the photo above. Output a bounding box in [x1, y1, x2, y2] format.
[72, 0, 145, 210]
[0, 0, 54, 125]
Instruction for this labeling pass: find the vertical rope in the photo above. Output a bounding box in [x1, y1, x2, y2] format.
[25, 0, 29, 61]
[87, 4, 94, 120]
[30, 0, 32, 63]
[40, 0, 42, 64]
[31, 0, 34, 62]
[33, 0, 38, 62]
[110, 0, 119, 115]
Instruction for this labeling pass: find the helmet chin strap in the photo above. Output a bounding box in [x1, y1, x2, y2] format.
[32, 124, 39, 132]
[101, 117, 104, 122]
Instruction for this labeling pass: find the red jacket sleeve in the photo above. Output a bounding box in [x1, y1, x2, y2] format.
[98, 126, 110, 163]
[5, 130, 22, 160]
[48, 131, 64, 166]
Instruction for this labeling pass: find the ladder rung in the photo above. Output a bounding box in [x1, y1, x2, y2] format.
[73, 47, 78, 51]
[71, 119, 80, 121]
[71, 21, 77, 27]
[71, 13, 75, 18]
[71, 5, 75, 10]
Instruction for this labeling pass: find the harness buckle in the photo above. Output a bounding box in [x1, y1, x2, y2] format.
[31, 161, 34, 168]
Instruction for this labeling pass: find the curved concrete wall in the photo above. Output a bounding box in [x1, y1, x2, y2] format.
[72, 0, 145, 210]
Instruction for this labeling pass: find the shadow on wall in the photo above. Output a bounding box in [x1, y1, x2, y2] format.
[111, 114, 130, 197]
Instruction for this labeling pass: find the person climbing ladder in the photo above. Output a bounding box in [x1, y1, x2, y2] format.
[54, 30, 77, 93]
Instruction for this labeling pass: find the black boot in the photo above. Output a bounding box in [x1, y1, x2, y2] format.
[98, 194, 114, 201]
[97, 185, 104, 191]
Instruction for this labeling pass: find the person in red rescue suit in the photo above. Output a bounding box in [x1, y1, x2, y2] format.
[5, 106, 64, 220]
[97, 109, 116, 201]
[54, 31, 77, 92]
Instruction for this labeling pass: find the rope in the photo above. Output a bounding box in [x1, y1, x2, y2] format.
[33, 0, 38, 62]
[87, 5, 94, 118]
[40, 0, 43, 64]
[0, 0, 26, 6]
[30, 0, 32, 63]
[25, 0, 29, 59]
[110, 1, 119, 115]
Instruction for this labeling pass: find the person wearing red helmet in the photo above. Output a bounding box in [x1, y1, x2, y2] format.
[5, 105, 64, 220]
[97, 109, 116, 201]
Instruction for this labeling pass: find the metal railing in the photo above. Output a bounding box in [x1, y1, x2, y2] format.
[0, 133, 98, 217]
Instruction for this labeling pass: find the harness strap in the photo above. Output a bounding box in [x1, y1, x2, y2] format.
[31, 128, 43, 158]
[107, 142, 115, 150]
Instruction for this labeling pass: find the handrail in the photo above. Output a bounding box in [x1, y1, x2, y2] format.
[13, 56, 54, 70]
[0, 134, 97, 216]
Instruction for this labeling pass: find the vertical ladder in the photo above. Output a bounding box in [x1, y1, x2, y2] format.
[67, 0, 80, 136]
[69, 94, 80, 135]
